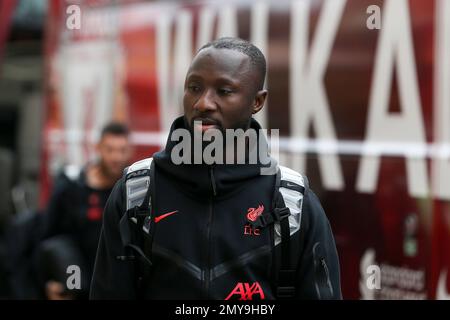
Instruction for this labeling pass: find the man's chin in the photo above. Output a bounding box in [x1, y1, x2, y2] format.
[110, 169, 123, 179]
[103, 166, 123, 180]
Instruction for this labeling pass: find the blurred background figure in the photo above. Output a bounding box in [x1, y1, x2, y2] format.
[34, 122, 131, 299]
[2, 123, 131, 299]
[0, 0, 48, 299]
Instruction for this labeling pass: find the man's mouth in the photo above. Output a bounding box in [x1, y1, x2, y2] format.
[192, 118, 221, 132]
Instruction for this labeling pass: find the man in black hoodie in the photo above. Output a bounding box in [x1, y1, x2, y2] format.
[90, 37, 341, 300]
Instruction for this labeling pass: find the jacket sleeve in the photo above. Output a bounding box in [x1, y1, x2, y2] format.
[89, 176, 137, 299]
[295, 187, 342, 299]
[42, 173, 73, 239]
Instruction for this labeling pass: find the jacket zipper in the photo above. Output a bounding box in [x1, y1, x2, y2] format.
[204, 166, 217, 298]
[210, 166, 217, 197]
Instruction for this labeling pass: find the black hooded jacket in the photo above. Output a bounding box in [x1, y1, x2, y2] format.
[90, 117, 341, 300]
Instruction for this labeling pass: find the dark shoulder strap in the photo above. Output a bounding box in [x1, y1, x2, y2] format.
[134, 160, 156, 298]
[274, 169, 295, 299]
[118, 159, 156, 296]
[248, 166, 307, 299]
[276, 167, 307, 299]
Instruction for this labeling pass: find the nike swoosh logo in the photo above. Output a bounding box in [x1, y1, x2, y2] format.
[154, 210, 179, 223]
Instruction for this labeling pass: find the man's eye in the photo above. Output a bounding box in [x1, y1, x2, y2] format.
[218, 88, 233, 95]
[188, 85, 201, 93]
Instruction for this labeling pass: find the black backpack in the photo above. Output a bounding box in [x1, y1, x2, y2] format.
[118, 158, 308, 299]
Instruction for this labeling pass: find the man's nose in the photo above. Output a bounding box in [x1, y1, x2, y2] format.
[194, 89, 217, 113]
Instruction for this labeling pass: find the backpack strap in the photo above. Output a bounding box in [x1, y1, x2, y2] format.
[248, 165, 307, 299]
[276, 166, 307, 299]
[118, 158, 156, 295]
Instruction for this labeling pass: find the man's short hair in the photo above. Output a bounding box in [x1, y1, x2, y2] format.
[100, 122, 129, 138]
[199, 37, 266, 91]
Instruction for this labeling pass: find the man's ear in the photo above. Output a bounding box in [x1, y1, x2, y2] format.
[252, 90, 268, 114]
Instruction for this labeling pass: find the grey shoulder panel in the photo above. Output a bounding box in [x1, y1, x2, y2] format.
[275, 165, 307, 246]
[125, 158, 153, 212]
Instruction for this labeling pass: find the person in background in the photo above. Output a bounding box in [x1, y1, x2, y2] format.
[36, 122, 132, 299]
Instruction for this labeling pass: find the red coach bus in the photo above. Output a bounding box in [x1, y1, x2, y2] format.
[42, 0, 450, 299]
